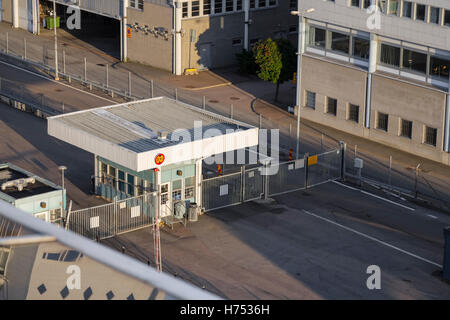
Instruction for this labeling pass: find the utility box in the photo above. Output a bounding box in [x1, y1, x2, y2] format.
[444, 227, 450, 281]
[354, 157, 364, 169]
[45, 16, 60, 29]
[188, 203, 199, 222]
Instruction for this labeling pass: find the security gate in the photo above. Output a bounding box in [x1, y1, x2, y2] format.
[202, 146, 344, 212]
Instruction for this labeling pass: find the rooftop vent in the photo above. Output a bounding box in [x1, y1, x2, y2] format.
[1, 177, 36, 192]
[158, 131, 168, 140]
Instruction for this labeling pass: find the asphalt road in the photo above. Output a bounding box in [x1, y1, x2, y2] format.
[105, 182, 450, 299]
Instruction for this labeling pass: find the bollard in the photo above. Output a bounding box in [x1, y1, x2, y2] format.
[151, 80, 154, 98]
[444, 227, 450, 281]
[175, 88, 178, 101]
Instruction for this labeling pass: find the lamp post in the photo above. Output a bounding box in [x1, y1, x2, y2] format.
[58, 165, 67, 226]
[291, 7, 315, 159]
[53, 0, 59, 80]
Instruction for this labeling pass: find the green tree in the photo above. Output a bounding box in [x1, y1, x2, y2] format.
[236, 49, 258, 75]
[275, 38, 297, 101]
[252, 38, 282, 88]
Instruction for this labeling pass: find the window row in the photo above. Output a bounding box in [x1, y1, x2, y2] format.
[380, 43, 450, 81]
[304, 91, 438, 147]
[129, 0, 144, 10]
[349, 0, 450, 27]
[182, 0, 277, 18]
[308, 25, 370, 60]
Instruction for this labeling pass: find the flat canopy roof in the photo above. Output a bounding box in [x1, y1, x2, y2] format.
[48, 97, 259, 172]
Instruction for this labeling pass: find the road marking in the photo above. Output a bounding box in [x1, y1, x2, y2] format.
[332, 180, 415, 212]
[302, 209, 442, 268]
[0, 59, 116, 104]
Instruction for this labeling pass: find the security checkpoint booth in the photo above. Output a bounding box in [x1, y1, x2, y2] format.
[47, 97, 259, 224]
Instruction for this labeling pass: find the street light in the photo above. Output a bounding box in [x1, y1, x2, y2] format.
[291, 7, 315, 159]
[58, 165, 67, 226]
[53, 0, 59, 80]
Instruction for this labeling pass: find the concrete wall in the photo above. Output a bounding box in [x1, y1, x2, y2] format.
[299, 54, 449, 165]
[2, 0, 13, 23]
[127, 2, 173, 71]
[180, 1, 298, 71]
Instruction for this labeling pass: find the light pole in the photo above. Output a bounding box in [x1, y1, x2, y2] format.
[291, 8, 315, 159]
[58, 165, 67, 226]
[53, 0, 59, 80]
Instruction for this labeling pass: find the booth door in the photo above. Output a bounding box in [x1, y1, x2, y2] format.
[160, 183, 171, 218]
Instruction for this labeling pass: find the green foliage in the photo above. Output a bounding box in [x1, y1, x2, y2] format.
[236, 49, 258, 75]
[252, 38, 282, 84]
[275, 38, 297, 85]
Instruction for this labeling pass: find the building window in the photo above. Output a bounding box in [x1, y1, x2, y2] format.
[215, 0, 223, 14]
[305, 91, 316, 109]
[258, 0, 266, 8]
[376, 112, 389, 131]
[415, 4, 426, 21]
[402, 49, 427, 74]
[182, 2, 188, 18]
[326, 97, 337, 116]
[192, 1, 200, 16]
[249, 38, 260, 47]
[430, 56, 450, 80]
[129, 0, 143, 10]
[226, 0, 233, 12]
[203, 0, 211, 14]
[232, 38, 242, 46]
[118, 170, 126, 192]
[388, 0, 398, 15]
[309, 26, 326, 48]
[353, 37, 370, 60]
[351, 0, 360, 8]
[445, 10, 450, 27]
[330, 31, 350, 54]
[289, 25, 297, 34]
[400, 119, 412, 139]
[0, 248, 10, 276]
[172, 179, 182, 201]
[161, 184, 169, 205]
[236, 0, 243, 11]
[402, 1, 412, 18]
[378, 0, 387, 14]
[429, 7, 440, 24]
[380, 43, 400, 67]
[424, 126, 437, 146]
[290, 0, 297, 10]
[348, 104, 359, 123]
[362, 0, 372, 9]
[269, 0, 276, 6]
[250, 0, 256, 9]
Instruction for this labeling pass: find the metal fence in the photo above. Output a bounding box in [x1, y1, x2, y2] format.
[67, 193, 156, 240]
[202, 146, 344, 212]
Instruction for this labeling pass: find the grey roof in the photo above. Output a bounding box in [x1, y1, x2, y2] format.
[53, 97, 254, 154]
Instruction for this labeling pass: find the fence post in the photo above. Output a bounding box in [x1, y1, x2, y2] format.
[113, 196, 118, 236]
[264, 163, 269, 200]
[388, 155, 392, 186]
[175, 88, 178, 101]
[24, 38, 26, 60]
[259, 114, 262, 129]
[414, 164, 421, 199]
[339, 141, 346, 181]
[6, 32, 8, 54]
[241, 165, 245, 203]
[128, 71, 131, 96]
[230, 104, 233, 119]
[63, 50, 66, 74]
[321, 134, 324, 153]
[84, 57, 87, 81]
[202, 96, 206, 109]
[106, 64, 109, 88]
[151, 80, 154, 98]
[304, 152, 310, 190]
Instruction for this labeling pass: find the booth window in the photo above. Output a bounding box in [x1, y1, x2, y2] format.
[127, 174, 135, 196]
[118, 170, 126, 192]
[172, 180, 182, 201]
[161, 184, 169, 205]
[185, 177, 195, 199]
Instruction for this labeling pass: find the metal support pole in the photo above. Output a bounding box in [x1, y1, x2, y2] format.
[230, 104, 233, 119]
[259, 114, 262, 129]
[264, 163, 269, 200]
[388, 155, 392, 186]
[63, 50, 66, 74]
[289, 123, 292, 138]
[241, 165, 246, 202]
[128, 71, 131, 96]
[6, 32, 8, 54]
[414, 164, 421, 198]
[304, 152, 309, 190]
[202, 96, 206, 109]
[106, 64, 109, 88]
[175, 88, 178, 101]
[151, 80, 154, 98]
[53, 0, 59, 81]
[84, 57, 87, 81]
[321, 134, 324, 153]
[339, 141, 346, 181]
[24, 38, 26, 60]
